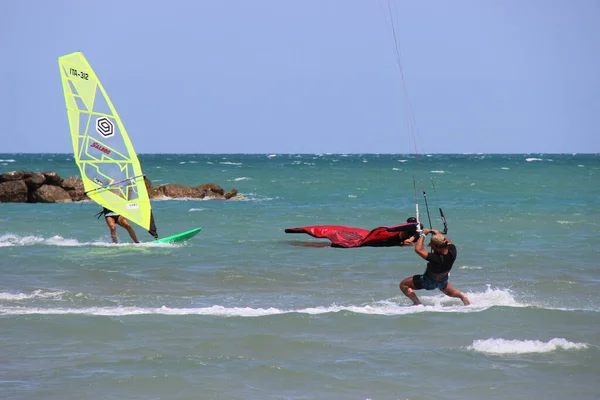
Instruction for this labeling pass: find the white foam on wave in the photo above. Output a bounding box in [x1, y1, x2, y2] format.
[459, 265, 482, 270]
[0, 286, 525, 317]
[0, 234, 46, 247]
[219, 162, 242, 166]
[465, 285, 521, 308]
[0, 304, 453, 317]
[233, 193, 274, 202]
[525, 158, 543, 162]
[233, 177, 251, 181]
[468, 338, 588, 354]
[0, 234, 177, 248]
[0, 289, 67, 301]
[430, 170, 445, 174]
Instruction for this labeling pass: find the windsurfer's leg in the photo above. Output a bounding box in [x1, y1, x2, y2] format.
[400, 276, 421, 305]
[105, 217, 118, 243]
[441, 283, 470, 305]
[117, 217, 140, 243]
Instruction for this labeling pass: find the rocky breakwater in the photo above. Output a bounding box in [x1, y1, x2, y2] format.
[0, 170, 240, 203]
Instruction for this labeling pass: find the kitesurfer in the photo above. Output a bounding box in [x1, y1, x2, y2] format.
[399, 228, 470, 305]
[96, 207, 140, 244]
[397, 217, 421, 246]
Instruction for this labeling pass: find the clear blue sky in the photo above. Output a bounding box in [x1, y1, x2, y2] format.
[2, 0, 599, 154]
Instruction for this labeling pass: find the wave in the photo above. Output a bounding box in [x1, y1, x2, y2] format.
[233, 193, 275, 202]
[219, 162, 243, 166]
[459, 265, 483, 270]
[0, 234, 178, 248]
[2, 286, 597, 316]
[0, 234, 46, 247]
[0, 303, 480, 316]
[0, 286, 537, 316]
[468, 338, 588, 354]
[0, 289, 67, 301]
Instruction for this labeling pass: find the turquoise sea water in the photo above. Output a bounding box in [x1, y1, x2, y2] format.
[1, 153, 599, 400]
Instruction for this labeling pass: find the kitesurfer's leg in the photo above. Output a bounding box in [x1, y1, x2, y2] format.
[400, 276, 422, 305]
[441, 283, 470, 305]
[117, 216, 140, 243]
[105, 216, 118, 243]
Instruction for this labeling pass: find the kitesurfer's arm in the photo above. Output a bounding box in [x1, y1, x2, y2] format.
[414, 231, 429, 259]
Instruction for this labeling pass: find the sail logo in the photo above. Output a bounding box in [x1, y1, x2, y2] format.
[96, 117, 114, 138]
[90, 142, 111, 155]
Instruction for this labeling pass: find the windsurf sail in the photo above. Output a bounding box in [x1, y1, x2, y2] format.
[285, 222, 419, 248]
[58, 51, 157, 239]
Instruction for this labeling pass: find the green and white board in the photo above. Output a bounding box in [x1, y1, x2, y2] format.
[154, 228, 202, 243]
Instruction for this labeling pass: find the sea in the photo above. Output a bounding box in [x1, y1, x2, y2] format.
[1, 153, 599, 400]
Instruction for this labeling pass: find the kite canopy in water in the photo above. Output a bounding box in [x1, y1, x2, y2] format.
[285, 222, 419, 248]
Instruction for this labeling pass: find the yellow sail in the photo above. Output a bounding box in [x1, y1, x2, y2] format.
[58, 51, 156, 237]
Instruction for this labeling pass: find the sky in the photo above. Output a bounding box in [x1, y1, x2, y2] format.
[1, 0, 599, 154]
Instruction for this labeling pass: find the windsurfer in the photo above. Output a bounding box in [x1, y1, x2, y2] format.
[97, 207, 140, 244]
[398, 228, 470, 306]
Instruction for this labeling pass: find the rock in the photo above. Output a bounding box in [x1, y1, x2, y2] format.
[60, 176, 83, 190]
[148, 185, 166, 199]
[60, 176, 89, 201]
[43, 171, 64, 186]
[31, 185, 73, 203]
[224, 188, 238, 199]
[23, 172, 46, 191]
[0, 170, 240, 203]
[160, 183, 202, 198]
[0, 180, 28, 202]
[197, 183, 225, 198]
[67, 188, 89, 202]
[0, 171, 25, 183]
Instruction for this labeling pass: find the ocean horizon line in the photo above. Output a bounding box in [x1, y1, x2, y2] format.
[1, 152, 598, 156]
